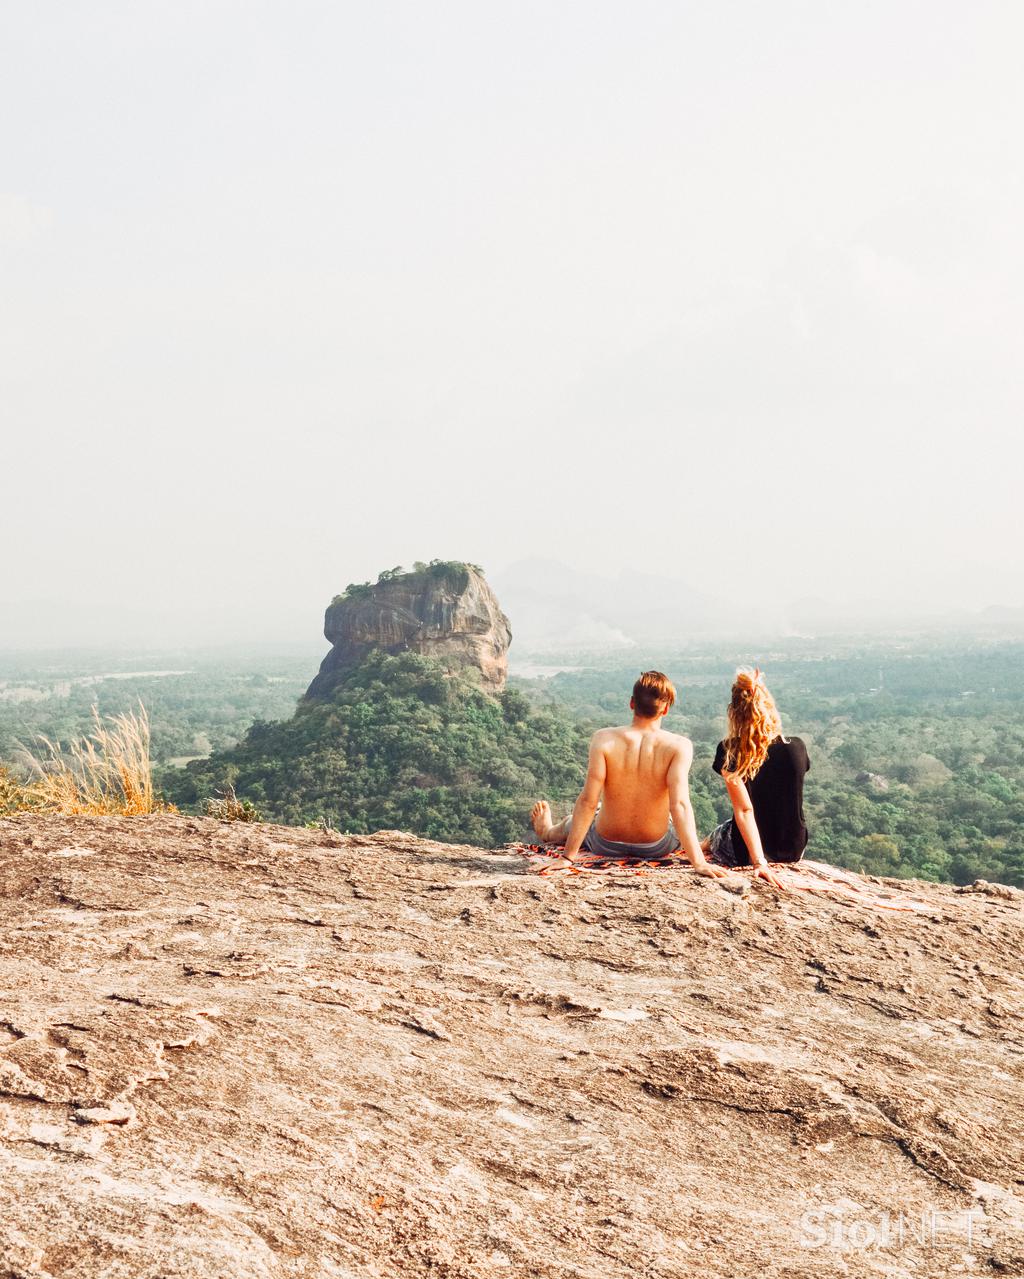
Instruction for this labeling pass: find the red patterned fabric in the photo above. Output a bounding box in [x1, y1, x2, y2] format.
[509, 844, 931, 913]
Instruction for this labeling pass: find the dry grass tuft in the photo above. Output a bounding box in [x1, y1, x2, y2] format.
[0, 765, 34, 816]
[21, 704, 171, 816]
[204, 784, 263, 824]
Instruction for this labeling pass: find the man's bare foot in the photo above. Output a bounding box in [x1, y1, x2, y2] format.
[530, 800, 555, 842]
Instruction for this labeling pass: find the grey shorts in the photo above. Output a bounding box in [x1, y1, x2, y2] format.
[582, 819, 680, 860]
[705, 821, 748, 868]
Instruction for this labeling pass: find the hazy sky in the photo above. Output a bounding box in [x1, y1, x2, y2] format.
[3, 2, 1022, 644]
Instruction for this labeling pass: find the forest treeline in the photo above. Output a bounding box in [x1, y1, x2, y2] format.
[0, 652, 312, 765]
[2, 641, 1021, 887]
[163, 652, 586, 845]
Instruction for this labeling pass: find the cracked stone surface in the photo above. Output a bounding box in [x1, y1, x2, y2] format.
[0, 813, 1022, 1278]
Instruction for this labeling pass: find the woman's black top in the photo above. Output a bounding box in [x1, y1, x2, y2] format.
[712, 736, 810, 863]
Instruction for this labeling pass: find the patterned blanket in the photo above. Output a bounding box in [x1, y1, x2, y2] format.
[511, 844, 933, 914]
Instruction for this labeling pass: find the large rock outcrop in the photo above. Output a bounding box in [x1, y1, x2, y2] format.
[1, 812, 1022, 1278]
[306, 563, 512, 699]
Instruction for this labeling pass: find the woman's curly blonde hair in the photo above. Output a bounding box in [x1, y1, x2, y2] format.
[722, 667, 784, 781]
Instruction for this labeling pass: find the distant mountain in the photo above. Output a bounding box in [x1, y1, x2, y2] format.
[491, 560, 1024, 651]
[977, 604, 1024, 627]
[491, 558, 781, 650]
[785, 597, 1024, 638]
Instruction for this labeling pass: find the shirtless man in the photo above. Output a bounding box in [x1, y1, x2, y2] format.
[530, 670, 733, 879]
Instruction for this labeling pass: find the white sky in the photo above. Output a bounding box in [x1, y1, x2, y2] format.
[2, 2, 1022, 643]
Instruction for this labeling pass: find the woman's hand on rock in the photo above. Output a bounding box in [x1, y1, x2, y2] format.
[752, 864, 787, 891]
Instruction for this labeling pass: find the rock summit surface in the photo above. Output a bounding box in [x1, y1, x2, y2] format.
[0, 813, 1022, 1277]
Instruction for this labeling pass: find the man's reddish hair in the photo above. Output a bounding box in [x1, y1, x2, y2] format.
[632, 670, 676, 718]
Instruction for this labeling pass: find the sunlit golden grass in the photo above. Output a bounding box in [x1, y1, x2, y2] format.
[20, 704, 172, 816]
[0, 764, 33, 815]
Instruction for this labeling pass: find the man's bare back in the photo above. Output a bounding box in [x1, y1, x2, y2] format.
[588, 723, 686, 842]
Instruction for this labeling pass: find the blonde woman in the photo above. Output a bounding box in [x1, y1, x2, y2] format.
[704, 668, 810, 888]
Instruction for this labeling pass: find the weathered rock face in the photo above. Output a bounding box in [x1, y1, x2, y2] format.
[306, 564, 512, 699]
[1, 812, 1023, 1278]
